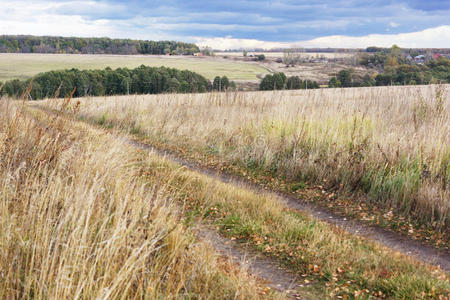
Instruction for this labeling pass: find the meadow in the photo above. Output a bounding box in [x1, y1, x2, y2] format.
[0, 53, 268, 81]
[1, 87, 449, 299]
[0, 100, 270, 299]
[215, 52, 356, 59]
[64, 85, 449, 232]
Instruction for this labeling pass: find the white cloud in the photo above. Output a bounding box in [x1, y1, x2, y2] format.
[0, 1, 170, 40]
[196, 26, 450, 49]
[0, 0, 116, 37]
[301, 26, 450, 48]
[389, 21, 400, 28]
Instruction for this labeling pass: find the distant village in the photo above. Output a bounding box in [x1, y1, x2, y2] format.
[407, 53, 450, 64]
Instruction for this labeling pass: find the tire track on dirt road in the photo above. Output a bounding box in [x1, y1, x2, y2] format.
[127, 137, 450, 273]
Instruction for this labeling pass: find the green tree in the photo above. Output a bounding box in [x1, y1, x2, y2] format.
[286, 76, 302, 89]
[0, 35, 200, 55]
[303, 80, 319, 89]
[259, 73, 290, 90]
[390, 44, 402, 57]
[213, 76, 222, 91]
[337, 69, 354, 87]
[212, 76, 230, 91]
[166, 78, 180, 92]
[221, 76, 230, 90]
[272, 73, 287, 90]
[3, 65, 210, 100]
[385, 55, 399, 67]
[360, 74, 376, 87]
[259, 74, 274, 90]
[328, 76, 341, 88]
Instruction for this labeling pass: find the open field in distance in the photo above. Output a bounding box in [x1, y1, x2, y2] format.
[215, 52, 357, 59]
[60, 85, 450, 231]
[215, 52, 365, 84]
[0, 53, 268, 81]
[259, 61, 366, 85]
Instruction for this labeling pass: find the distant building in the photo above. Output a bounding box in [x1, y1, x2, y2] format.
[311, 58, 328, 63]
[414, 55, 425, 64]
[433, 53, 450, 60]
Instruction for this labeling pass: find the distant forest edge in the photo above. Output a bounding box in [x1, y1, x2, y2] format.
[0, 35, 200, 55]
[0, 66, 213, 100]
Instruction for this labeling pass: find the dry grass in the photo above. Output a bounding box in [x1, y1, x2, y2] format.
[0, 99, 269, 299]
[26, 99, 450, 299]
[60, 85, 449, 229]
[136, 152, 450, 299]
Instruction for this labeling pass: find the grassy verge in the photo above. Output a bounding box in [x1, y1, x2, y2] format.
[0, 100, 272, 299]
[129, 134, 450, 251]
[59, 86, 449, 245]
[30, 104, 450, 299]
[123, 126, 450, 299]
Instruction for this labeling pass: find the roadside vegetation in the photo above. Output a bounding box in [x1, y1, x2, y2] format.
[60, 85, 449, 237]
[0, 99, 271, 299]
[30, 97, 450, 299]
[132, 134, 450, 299]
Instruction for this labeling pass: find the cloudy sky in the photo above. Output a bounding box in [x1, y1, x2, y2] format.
[1, 0, 449, 49]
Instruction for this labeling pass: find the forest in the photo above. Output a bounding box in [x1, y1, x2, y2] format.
[329, 56, 450, 87]
[0, 35, 200, 55]
[0, 65, 210, 99]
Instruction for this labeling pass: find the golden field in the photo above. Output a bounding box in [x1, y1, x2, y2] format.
[1, 84, 449, 299]
[66, 85, 449, 229]
[0, 100, 269, 299]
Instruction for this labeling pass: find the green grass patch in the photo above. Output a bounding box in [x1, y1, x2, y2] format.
[0, 53, 267, 81]
[134, 152, 450, 300]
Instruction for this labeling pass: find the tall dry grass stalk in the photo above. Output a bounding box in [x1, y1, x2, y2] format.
[0, 99, 266, 299]
[62, 85, 449, 228]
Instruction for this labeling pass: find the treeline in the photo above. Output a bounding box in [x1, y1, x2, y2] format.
[360, 45, 450, 69]
[329, 56, 450, 87]
[0, 65, 210, 99]
[0, 35, 199, 55]
[260, 73, 319, 90]
[360, 45, 409, 69]
[365, 46, 450, 55]
[212, 76, 236, 91]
